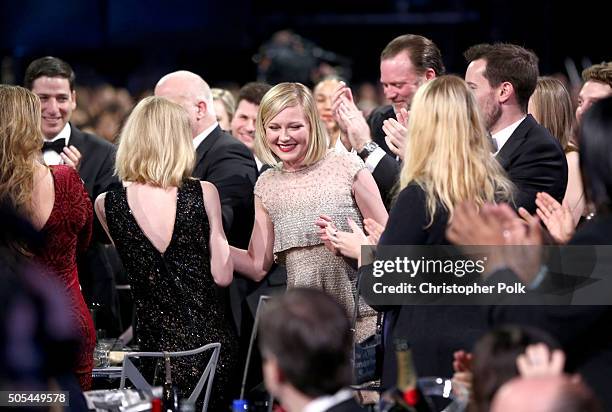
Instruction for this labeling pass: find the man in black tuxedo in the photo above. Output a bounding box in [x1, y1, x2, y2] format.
[260, 288, 366, 412]
[25, 56, 123, 336]
[331, 34, 444, 208]
[465, 43, 568, 214]
[154, 71, 257, 250]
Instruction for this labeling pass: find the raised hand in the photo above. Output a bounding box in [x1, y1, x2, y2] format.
[61, 145, 82, 170]
[331, 82, 372, 152]
[383, 117, 408, 160]
[535, 192, 575, 244]
[516, 343, 566, 378]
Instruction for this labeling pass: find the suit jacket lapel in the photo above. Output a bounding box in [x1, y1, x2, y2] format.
[195, 125, 221, 169]
[495, 115, 535, 169]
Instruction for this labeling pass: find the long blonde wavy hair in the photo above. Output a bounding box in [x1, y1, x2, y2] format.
[399, 75, 514, 225]
[0, 85, 44, 218]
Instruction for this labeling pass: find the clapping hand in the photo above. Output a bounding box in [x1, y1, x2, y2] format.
[534, 192, 575, 244]
[331, 82, 372, 152]
[517, 343, 566, 378]
[383, 108, 409, 160]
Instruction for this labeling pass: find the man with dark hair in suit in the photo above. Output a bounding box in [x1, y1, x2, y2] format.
[230, 81, 272, 173]
[464, 43, 568, 213]
[260, 288, 366, 412]
[25, 56, 122, 336]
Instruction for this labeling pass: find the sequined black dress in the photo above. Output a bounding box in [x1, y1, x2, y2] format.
[104, 179, 240, 410]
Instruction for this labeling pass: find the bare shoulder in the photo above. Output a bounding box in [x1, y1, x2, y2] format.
[200, 181, 221, 206]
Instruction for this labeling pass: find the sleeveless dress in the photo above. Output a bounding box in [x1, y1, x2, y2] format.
[104, 179, 240, 411]
[254, 150, 376, 341]
[36, 165, 95, 390]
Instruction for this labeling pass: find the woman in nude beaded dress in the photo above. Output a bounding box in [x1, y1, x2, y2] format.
[230, 82, 388, 340]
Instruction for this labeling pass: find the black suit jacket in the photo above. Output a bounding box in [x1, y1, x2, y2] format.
[192, 126, 258, 249]
[368, 104, 396, 156]
[69, 125, 121, 199]
[496, 115, 568, 214]
[366, 105, 401, 209]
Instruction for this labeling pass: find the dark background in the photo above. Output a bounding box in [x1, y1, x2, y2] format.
[1, 0, 609, 94]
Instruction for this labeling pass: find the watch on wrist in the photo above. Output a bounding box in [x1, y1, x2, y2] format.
[358, 141, 379, 160]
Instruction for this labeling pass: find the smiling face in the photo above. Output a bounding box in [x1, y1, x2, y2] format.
[231, 99, 259, 151]
[380, 51, 426, 113]
[314, 78, 340, 134]
[30, 76, 76, 139]
[576, 80, 612, 125]
[265, 105, 310, 171]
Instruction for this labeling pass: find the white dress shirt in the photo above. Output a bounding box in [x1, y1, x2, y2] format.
[492, 116, 526, 156]
[193, 122, 219, 149]
[303, 389, 355, 412]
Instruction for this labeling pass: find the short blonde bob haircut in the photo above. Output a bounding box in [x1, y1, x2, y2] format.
[115, 96, 194, 188]
[254, 82, 328, 168]
[400, 75, 514, 224]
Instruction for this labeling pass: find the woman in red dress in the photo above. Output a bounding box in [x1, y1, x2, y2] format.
[0, 85, 95, 390]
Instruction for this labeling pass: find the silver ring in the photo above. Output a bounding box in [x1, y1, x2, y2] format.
[502, 230, 511, 239]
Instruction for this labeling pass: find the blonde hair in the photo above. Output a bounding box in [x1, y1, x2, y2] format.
[212, 88, 236, 120]
[0, 85, 43, 217]
[400, 75, 514, 224]
[529, 77, 574, 151]
[254, 82, 328, 167]
[115, 96, 194, 188]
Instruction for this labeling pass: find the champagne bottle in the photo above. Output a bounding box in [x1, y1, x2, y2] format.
[381, 339, 431, 412]
[162, 355, 179, 412]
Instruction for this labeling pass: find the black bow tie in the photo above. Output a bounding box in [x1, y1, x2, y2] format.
[42, 140, 66, 154]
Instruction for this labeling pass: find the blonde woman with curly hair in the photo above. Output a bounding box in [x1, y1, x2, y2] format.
[94, 96, 240, 410]
[231, 82, 388, 341]
[0, 85, 95, 390]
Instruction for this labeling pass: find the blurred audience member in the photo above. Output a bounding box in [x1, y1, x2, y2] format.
[465, 326, 561, 412]
[259, 288, 366, 412]
[491, 376, 601, 412]
[465, 43, 567, 213]
[0, 85, 95, 390]
[313, 76, 352, 151]
[230, 82, 272, 172]
[93, 101, 125, 143]
[212, 87, 236, 131]
[0, 203, 89, 410]
[575, 62, 612, 125]
[529, 77, 585, 224]
[355, 82, 380, 118]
